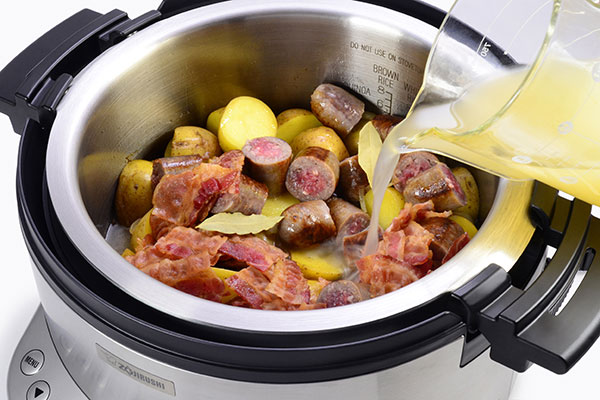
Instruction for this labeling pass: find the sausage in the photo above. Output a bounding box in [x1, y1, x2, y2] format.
[403, 163, 467, 211]
[211, 174, 268, 215]
[317, 280, 371, 307]
[391, 151, 439, 192]
[151, 155, 206, 188]
[326, 197, 370, 239]
[372, 114, 404, 140]
[336, 155, 369, 205]
[278, 200, 336, 247]
[285, 147, 339, 201]
[420, 217, 466, 268]
[310, 83, 365, 138]
[342, 228, 383, 269]
[242, 137, 292, 196]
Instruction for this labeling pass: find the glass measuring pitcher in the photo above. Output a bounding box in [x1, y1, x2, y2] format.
[381, 0, 600, 206]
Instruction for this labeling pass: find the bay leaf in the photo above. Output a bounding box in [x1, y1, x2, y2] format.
[358, 121, 382, 188]
[197, 213, 283, 234]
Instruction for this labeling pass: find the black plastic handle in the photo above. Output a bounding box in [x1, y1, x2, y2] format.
[0, 8, 160, 134]
[454, 183, 600, 374]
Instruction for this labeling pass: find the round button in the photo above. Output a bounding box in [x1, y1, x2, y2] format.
[20, 350, 44, 376]
[26, 381, 50, 400]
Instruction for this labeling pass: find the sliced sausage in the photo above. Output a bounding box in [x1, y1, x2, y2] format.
[372, 114, 404, 140]
[151, 155, 206, 188]
[317, 280, 371, 308]
[310, 83, 365, 138]
[403, 163, 467, 211]
[391, 151, 439, 192]
[211, 174, 268, 215]
[327, 197, 370, 239]
[421, 217, 466, 268]
[285, 147, 339, 201]
[278, 200, 336, 247]
[242, 137, 292, 196]
[337, 155, 369, 205]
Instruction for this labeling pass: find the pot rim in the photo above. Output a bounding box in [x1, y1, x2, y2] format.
[46, 0, 535, 332]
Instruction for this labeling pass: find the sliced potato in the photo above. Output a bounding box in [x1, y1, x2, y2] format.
[261, 192, 300, 217]
[212, 267, 238, 303]
[276, 109, 322, 143]
[307, 279, 325, 301]
[364, 187, 405, 230]
[451, 167, 480, 222]
[344, 112, 376, 156]
[164, 139, 173, 157]
[206, 107, 225, 134]
[171, 126, 221, 158]
[218, 97, 277, 152]
[449, 215, 478, 239]
[129, 209, 153, 251]
[290, 247, 344, 281]
[121, 248, 135, 258]
[290, 126, 349, 161]
[115, 159, 154, 227]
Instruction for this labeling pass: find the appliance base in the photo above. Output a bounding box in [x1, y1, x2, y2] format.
[7, 305, 88, 400]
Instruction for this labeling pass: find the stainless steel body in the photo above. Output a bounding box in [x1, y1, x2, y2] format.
[8, 264, 515, 400]
[46, 0, 534, 332]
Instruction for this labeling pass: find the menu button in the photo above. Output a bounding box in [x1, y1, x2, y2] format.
[20, 350, 44, 376]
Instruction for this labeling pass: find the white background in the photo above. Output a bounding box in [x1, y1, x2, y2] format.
[0, 0, 598, 399]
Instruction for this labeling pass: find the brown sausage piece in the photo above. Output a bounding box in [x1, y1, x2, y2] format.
[403, 163, 467, 211]
[372, 114, 404, 140]
[151, 155, 206, 188]
[327, 197, 370, 239]
[278, 200, 336, 248]
[242, 137, 292, 196]
[343, 228, 383, 269]
[285, 147, 339, 201]
[391, 151, 439, 192]
[421, 217, 466, 268]
[310, 83, 365, 138]
[211, 174, 268, 215]
[317, 280, 371, 307]
[337, 155, 369, 205]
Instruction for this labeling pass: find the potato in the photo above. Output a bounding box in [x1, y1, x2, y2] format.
[121, 248, 135, 258]
[171, 126, 221, 158]
[451, 167, 480, 222]
[115, 159, 154, 227]
[290, 126, 349, 161]
[164, 139, 173, 157]
[276, 108, 322, 143]
[218, 97, 277, 152]
[450, 215, 478, 239]
[212, 267, 238, 303]
[261, 192, 300, 217]
[206, 107, 225, 134]
[129, 209, 153, 251]
[290, 248, 345, 281]
[344, 112, 376, 156]
[307, 279, 325, 301]
[364, 187, 405, 230]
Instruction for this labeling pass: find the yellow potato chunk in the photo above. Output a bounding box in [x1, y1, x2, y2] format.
[307, 279, 325, 301]
[449, 215, 478, 239]
[171, 126, 221, 158]
[451, 167, 480, 223]
[115, 159, 154, 227]
[364, 187, 405, 230]
[129, 209, 153, 251]
[164, 139, 173, 157]
[261, 193, 300, 216]
[121, 248, 135, 258]
[276, 109, 322, 143]
[290, 126, 349, 161]
[206, 107, 225, 134]
[290, 248, 344, 281]
[218, 97, 277, 152]
[344, 112, 375, 156]
[212, 267, 238, 304]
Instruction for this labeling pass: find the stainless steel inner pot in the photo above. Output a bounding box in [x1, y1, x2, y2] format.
[46, 0, 534, 332]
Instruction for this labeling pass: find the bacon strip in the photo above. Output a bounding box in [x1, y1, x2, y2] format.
[265, 260, 311, 305]
[225, 267, 277, 308]
[218, 236, 288, 272]
[357, 254, 424, 297]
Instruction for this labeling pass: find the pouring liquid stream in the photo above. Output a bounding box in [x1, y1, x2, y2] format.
[365, 55, 600, 255]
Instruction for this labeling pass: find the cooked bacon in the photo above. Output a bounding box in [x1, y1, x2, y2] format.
[218, 236, 288, 272]
[343, 228, 383, 269]
[211, 150, 245, 171]
[153, 226, 226, 264]
[387, 201, 451, 233]
[150, 163, 238, 238]
[140, 255, 225, 302]
[441, 232, 470, 264]
[265, 260, 311, 305]
[356, 254, 424, 297]
[226, 267, 277, 308]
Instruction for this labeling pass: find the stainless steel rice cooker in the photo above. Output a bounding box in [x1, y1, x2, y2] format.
[2, 1, 600, 399]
